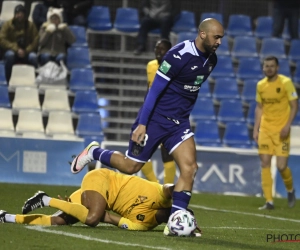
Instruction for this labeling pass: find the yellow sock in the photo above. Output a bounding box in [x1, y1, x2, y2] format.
[163, 161, 176, 184]
[141, 162, 158, 182]
[261, 167, 273, 203]
[15, 214, 51, 225]
[279, 167, 293, 192]
[49, 198, 88, 224]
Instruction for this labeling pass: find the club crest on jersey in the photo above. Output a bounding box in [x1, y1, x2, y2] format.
[159, 60, 171, 74]
[276, 88, 281, 93]
[194, 75, 204, 85]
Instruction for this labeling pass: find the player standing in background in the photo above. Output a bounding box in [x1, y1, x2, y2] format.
[253, 56, 298, 210]
[141, 39, 176, 184]
[71, 18, 224, 236]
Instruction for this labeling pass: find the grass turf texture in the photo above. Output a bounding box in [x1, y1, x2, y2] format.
[0, 183, 299, 250]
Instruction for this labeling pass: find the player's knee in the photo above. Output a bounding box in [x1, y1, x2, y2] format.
[85, 213, 101, 227]
[277, 164, 287, 172]
[181, 162, 198, 178]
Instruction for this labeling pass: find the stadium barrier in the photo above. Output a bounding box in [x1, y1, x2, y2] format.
[0, 137, 299, 199]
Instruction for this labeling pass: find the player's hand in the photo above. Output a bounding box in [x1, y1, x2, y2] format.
[280, 125, 290, 140]
[57, 195, 71, 202]
[253, 129, 259, 143]
[131, 125, 146, 144]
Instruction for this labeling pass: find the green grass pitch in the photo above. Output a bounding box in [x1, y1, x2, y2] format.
[0, 182, 299, 250]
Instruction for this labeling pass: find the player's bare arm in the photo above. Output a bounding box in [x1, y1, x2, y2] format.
[253, 102, 263, 142]
[280, 99, 298, 139]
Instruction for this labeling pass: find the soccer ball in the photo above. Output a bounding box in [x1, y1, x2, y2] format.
[167, 210, 197, 236]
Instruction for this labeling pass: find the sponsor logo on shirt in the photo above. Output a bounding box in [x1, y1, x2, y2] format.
[194, 75, 204, 85]
[159, 60, 171, 74]
[276, 88, 281, 93]
[184, 85, 201, 92]
[136, 214, 145, 221]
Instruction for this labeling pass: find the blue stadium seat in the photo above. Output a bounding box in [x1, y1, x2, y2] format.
[217, 99, 245, 124]
[114, 7, 140, 32]
[241, 80, 257, 104]
[194, 120, 222, 146]
[190, 97, 216, 122]
[254, 16, 273, 39]
[223, 122, 252, 148]
[87, 6, 112, 31]
[293, 61, 300, 85]
[0, 63, 7, 85]
[171, 11, 197, 33]
[246, 101, 256, 127]
[200, 12, 223, 24]
[209, 55, 235, 80]
[226, 14, 253, 37]
[260, 38, 287, 60]
[212, 77, 240, 102]
[69, 25, 88, 47]
[0, 85, 10, 108]
[278, 58, 291, 77]
[217, 35, 230, 56]
[198, 81, 212, 98]
[69, 69, 95, 92]
[83, 135, 105, 147]
[76, 113, 103, 137]
[288, 39, 300, 64]
[176, 31, 198, 44]
[236, 58, 263, 81]
[231, 36, 259, 60]
[67, 47, 91, 70]
[72, 90, 99, 114]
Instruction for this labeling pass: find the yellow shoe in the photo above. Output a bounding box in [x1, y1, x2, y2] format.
[71, 141, 99, 174]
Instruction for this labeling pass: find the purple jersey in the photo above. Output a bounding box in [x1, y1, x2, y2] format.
[126, 40, 218, 162]
[140, 39, 217, 123]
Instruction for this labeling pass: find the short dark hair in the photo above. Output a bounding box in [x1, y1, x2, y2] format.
[263, 55, 279, 65]
[158, 39, 172, 50]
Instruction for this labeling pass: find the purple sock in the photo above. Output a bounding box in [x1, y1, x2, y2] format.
[170, 191, 191, 215]
[92, 148, 114, 167]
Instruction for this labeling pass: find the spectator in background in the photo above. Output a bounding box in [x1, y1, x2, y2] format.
[133, 0, 180, 55]
[0, 4, 38, 82]
[38, 8, 75, 66]
[32, 0, 61, 30]
[272, 0, 300, 39]
[59, 0, 93, 26]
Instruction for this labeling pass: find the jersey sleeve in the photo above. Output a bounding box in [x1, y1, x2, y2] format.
[284, 78, 298, 101]
[118, 217, 149, 231]
[255, 83, 262, 103]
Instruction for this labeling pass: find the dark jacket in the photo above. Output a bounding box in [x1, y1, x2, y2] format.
[0, 19, 39, 54]
[140, 0, 180, 22]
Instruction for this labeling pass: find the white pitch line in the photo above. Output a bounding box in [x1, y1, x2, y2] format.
[26, 226, 172, 250]
[201, 226, 296, 231]
[190, 204, 300, 223]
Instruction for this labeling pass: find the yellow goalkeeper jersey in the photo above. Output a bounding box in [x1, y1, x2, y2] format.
[81, 169, 172, 230]
[146, 59, 159, 88]
[256, 74, 298, 133]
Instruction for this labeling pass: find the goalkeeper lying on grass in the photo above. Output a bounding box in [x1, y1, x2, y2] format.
[0, 168, 200, 235]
